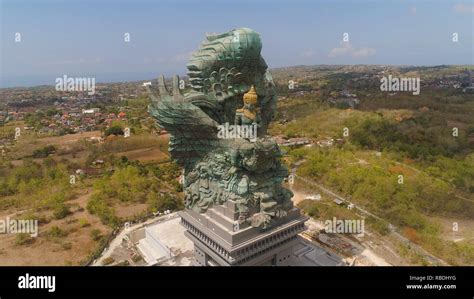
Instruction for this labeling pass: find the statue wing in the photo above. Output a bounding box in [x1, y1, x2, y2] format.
[148, 75, 220, 170]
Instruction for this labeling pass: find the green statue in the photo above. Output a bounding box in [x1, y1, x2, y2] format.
[148, 28, 293, 229]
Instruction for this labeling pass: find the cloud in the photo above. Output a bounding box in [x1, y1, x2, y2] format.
[352, 47, 376, 58]
[409, 6, 417, 15]
[328, 42, 376, 58]
[453, 3, 474, 14]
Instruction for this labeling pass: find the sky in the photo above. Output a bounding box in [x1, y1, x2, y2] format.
[0, 0, 473, 87]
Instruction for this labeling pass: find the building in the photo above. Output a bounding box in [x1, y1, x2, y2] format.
[135, 226, 172, 265]
[180, 199, 309, 266]
[69, 109, 82, 117]
[82, 108, 100, 114]
[305, 194, 322, 201]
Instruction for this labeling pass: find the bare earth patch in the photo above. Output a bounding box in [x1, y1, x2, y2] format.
[0, 191, 110, 266]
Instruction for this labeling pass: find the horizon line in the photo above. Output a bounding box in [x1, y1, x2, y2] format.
[1, 63, 473, 90]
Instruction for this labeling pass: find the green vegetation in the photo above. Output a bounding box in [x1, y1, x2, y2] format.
[104, 126, 124, 137]
[0, 121, 23, 140]
[298, 198, 360, 221]
[15, 233, 35, 246]
[366, 216, 390, 236]
[0, 159, 75, 210]
[52, 200, 71, 219]
[293, 147, 474, 225]
[24, 112, 45, 130]
[78, 218, 90, 227]
[348, 115, 470, 160]
[2, 65, 472, 265]
[271, 65, 474, 265]
[48, 226, 67, 238]
[90, 229, 103, 241]
[87, 159, 182, 227]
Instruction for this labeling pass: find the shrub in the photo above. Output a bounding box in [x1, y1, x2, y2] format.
[366, 216, 390, 236]
[146, 192, 183, 213]
[104, 126, 124, 137]
[15, 233, 35, 246]
[32, 145, 56, 158]
[87, 195, 119, 226]
[48, 226, 66, 238]
[307, 205, 319, 218]
[90, 229, 103, 241]
[53, 202, 71, 219]
[78, 218, 90, 227]
[37, 215, 50, 225]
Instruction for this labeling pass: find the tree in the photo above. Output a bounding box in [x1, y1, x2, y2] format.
[104, 126, 124, 136]
[53, 201, 71, 219]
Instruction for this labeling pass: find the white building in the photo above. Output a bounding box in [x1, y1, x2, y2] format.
[82, 108, 100, 114]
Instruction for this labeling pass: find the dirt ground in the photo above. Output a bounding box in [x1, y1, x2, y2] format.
[114, 202, 149, 218]
[0, 132, 174, 265]
[0, 177, 175, 266]
[432, 216, 474, 245]
[10, 150, 89, 167]
[37, 131, 101, 145]
[115, 147, 169, 164]
[0, 191, 111, 266]
[8, 131, 101, 161]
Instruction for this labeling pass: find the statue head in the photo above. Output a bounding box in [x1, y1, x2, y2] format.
[205, 28, 262, 59]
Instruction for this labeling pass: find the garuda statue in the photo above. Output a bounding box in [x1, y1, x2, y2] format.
[148, 28, 293, 229]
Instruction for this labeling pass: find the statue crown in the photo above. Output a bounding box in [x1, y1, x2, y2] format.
[243, 86, 258, 105]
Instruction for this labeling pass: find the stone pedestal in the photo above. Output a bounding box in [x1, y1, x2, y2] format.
[180, 200, 308, 266]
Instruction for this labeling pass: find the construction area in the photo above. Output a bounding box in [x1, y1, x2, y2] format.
[93, 211, 392, 266]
